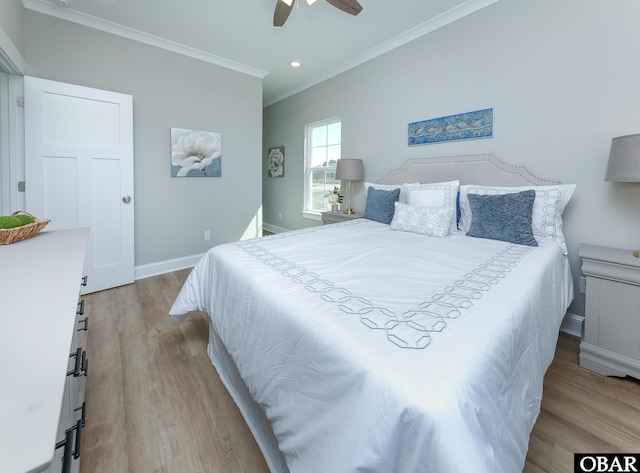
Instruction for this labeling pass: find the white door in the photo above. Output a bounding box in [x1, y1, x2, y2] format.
[24, 77, 134, 294]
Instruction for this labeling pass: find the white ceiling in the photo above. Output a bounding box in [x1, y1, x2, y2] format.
[22, 0, 499, 106]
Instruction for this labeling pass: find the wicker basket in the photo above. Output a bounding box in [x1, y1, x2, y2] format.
[0, 211, 50, 245]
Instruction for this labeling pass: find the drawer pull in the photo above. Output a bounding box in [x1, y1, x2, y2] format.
[68, 348, 88, 377]
[75, 401, 86, 427]
[77, 299, 85, 316]
[73, 418, 82, 460]
[78, 316, 89, 332]
[81, 275, 88, 286]
[81, 350, 88, 377]
[68, 348, 82, 377]
[55, 428, 74, 473]
[55, 419, 83, 471]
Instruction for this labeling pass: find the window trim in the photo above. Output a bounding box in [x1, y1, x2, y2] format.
[303, 117, 341, 218]
[300, 210, 323, 222]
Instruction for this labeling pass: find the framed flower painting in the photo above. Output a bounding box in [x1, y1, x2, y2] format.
[267, 146, 285, 178]
[171, 127, 222, 177]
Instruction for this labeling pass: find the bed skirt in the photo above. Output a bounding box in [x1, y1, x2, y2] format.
[207, 323, 289, 473]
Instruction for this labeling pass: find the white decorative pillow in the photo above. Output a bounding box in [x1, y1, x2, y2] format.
[458, 184, 576, 254]
[390, 203, 452, 238]
[403, 180, 459, 234]
[365, 182, 418, 204]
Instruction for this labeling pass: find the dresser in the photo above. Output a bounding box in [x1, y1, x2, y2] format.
[579, 243, 640, 379]
[0, 228, 90, 473]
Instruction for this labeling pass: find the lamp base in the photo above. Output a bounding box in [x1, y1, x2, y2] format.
[633, 250, 640, 258]
[343, 208, 355, 215]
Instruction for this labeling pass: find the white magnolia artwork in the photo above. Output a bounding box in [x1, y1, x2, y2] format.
[171, 127, 222, 177]
[268, 146, 284, 178]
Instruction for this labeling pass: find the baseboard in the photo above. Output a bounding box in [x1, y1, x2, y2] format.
[560, 311, 583, 338]
[135, 253, 204, 280]
[134, 224, 290, 281]
[263, 222, 290, 234]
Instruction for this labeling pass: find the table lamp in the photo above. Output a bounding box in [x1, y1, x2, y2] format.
[605, 133, 640, 257]
[336, 158, 364, 215]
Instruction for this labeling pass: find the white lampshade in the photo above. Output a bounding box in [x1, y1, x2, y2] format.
[605, 134, 640, 182]
[335, 159, 364, 181]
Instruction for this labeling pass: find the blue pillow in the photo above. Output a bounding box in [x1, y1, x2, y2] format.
[466, 190, 538, 246]
[363, 187, 401, 224]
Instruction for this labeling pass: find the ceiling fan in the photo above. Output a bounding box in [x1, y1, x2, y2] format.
[274, 0, 363, 27]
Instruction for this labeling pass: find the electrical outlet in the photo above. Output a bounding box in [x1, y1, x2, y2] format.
[204, 230, 211, 241]
[579, 276, 586, 294]
[278, 212, 282, 220]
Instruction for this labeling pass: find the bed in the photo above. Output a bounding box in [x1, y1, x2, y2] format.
[169, 154, 575, 473]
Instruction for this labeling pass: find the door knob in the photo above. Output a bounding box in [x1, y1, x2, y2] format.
[122, 196, 132, 203]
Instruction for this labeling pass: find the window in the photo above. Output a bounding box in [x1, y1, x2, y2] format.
[303, 118, 341, 216]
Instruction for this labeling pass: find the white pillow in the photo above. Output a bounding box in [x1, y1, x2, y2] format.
[404, 180, 459, 234]
[365, 182, 418, 204]
[390, 203, 452, 238]
[458, 184, 576, 254]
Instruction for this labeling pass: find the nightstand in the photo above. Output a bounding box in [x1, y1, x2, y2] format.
[579, 243, 640, 379]
[321, 211, 363, 225]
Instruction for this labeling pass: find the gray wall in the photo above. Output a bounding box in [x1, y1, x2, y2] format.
[24, 11, 263, 268]
[0, 0, 25, 58]
[263, 0, 640, 317]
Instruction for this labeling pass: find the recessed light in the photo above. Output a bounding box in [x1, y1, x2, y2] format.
[290, 61, 301, 68]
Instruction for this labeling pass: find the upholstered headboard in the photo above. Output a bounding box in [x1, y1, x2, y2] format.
[376, 154, 560, 186]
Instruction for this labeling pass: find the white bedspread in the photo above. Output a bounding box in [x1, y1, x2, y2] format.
[170, 219, 574, 473]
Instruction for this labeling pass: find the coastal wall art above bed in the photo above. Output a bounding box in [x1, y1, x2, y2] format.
[408, 108, 494, 146]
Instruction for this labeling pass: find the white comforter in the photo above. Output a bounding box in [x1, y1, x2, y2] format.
[170, 219, 574, 473]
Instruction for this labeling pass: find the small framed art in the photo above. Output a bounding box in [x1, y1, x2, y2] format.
[268, 146, 285, 178]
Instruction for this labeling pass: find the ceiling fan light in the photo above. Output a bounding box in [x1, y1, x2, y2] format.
[306, 0, 318, 4]
[281, 0, 294, 6]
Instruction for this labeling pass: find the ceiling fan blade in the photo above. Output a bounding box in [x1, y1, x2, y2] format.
[325, 0, 363, 16]
[274, 0, 294, 27]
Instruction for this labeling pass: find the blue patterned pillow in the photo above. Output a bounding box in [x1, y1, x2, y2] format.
[363, 187, 401, 224]
[466, 190, 538, 246]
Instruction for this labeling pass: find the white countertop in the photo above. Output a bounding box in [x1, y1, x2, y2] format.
[0, 228, 89, 473]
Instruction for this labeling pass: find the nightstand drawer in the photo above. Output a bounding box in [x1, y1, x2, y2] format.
[600, 316, 640, 361]
[600, 279, 640, 325]
[580, 243, 640, 378]
[321, 211, 362, 224]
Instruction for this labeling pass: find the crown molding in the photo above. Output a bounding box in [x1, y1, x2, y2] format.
[0, 26, 26, 74]
[21, 0, 499, 106]
[22, 0, 269, 79]
[264, 0, 500, 106]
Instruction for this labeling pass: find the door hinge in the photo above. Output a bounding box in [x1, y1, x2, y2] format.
[18, 181, 25, 192]
[16, 96, 24, 108]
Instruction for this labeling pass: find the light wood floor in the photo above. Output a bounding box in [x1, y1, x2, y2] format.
[79, 270, 640, 473]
